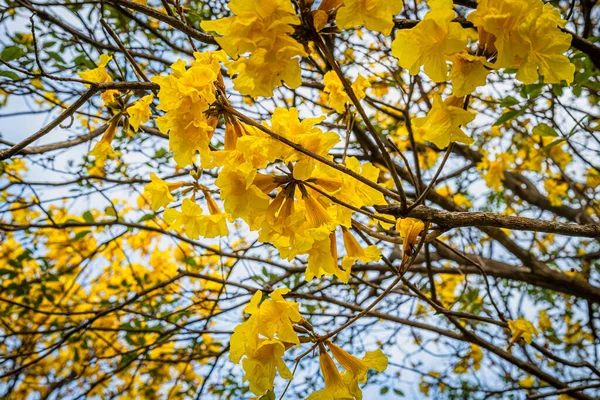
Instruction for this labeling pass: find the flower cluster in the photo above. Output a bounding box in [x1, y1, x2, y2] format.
[229, 289, 388, 398]
[393, 0, 574, 87]
[150, 51, 226, 167]
[323, 71, 370, 114]
[469, 0, 575, 84]
[308, 342, 388, 399]
[388, 0, 575, 150]
[201, 0, 306, 97]
[413, 94, 475, 149]
[214, 108, 385, 282]
[336, 0, 403, 35]
[229, 289, 302, 396]
[392, 0, 469, 83]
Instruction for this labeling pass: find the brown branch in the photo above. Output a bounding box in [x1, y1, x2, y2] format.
[0, 124, 107, 155]
[15, 0, 172, 65]
[377, 204, 600, 238]
[107, 0, 217, 46]
[0, 88, 97, 160]
[0, 82, 157, 160]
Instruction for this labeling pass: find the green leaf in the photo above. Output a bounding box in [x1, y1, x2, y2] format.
[0, 269, 17, 278]
[381, 387, 389, 395]
[82, 211, 95, 223]
[259, 391, 276, 400]
[119, 352, 137, 366]
[532, 123, 558, 137]
[46, 51, 65, 64]
[500, 96, 519, 108]
[552, 84, 563, 97]
[73, 230, 91, 241]
[520, 83, 544, 99]
[0, 70, 19, 80]
[543, 138, 567, 150]
[153, 148, 167, 159]
[1, 46, 25, 62]
[138, 213, 156, 222]
[494, 109, 522, 126]
[394, 388, 405, 396]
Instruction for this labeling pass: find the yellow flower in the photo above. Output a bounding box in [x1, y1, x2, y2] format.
[78, 53, 112, 81]
[586, 168, 600, 188]
[468, 0, 574, 83]
[453, 343, 483, 373]
[307, 346, 353, 400]
[344, 157, 386, 208]
[16, 33, 33, 45]
[201, 0, 306, 97]
[437, 185, 472, 208]
[77, 54, 118, 104]
[229, 289, 303, 395]
[336, 0, 403, 35]
[31, 77, 44, 90]
[201, 192, 229, 238]
[304, 194, 335, 229]
[305, 230, 346, 282]
[392, 0, 468, 82]
[397, 217, 425, 265]
[323, 71, 349, 113]
[267, 107, 340, 180]
[449, 52, 490, 97]
[151, 53, 224, 166]
[413, 94, 475, 149]
[478, 153, 510, 192]
[318, 0, 344, 12]
[435, 274, 464, 307]
[519, 376, 535, 388]
[308, 343, 387, 399]
[544, 178, 568, 207]
[1, 158, 28, 180]
[293, 131, 340, 181]
[538, 310, 552, 331]
[163, 198, 205, 240]
[224, 117, 246, 151]
[351, 74, 371, 100]
[127, 94, 154, 132]
[143, 173, 175, 211]
[242, 339, 292, 395]
[89, 121, 118, 162]
[215, 161, 271, 221]
[227, 47, 305, 97]
[323, 72, 371, 114]
[236, 130, 283, 169]
[327, 342, 388, 382]
[453, 194, 471, 208]
[340, 228, 381, 283]
[229, 316, 292, 396]
[313, 10, 329, 32]
[508, 318, 539, 346]
[244, 289, 303, 344]
[515, 4, 575, 84]
[468, 0, 542, 68]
